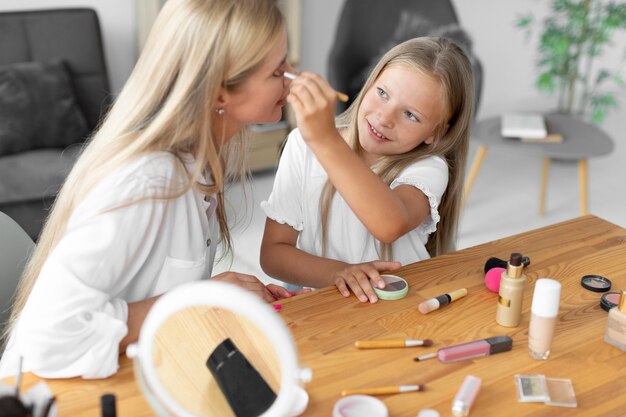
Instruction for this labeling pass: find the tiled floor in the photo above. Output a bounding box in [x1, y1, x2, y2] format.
[214, 116, 626, 285]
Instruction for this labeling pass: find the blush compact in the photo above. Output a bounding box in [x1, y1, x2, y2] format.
[600, 292, 621, 312]
[372, 274, 409, 301]
[580, 275, 611, 292]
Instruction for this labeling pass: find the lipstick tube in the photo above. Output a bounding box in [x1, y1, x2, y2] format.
[452, 375, 481, 416]
[418, 288, 468, 314]
[437, 335, 512, 363]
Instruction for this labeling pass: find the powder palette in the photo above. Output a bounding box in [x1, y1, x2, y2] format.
[580, 275, 612, 292]
[515, 374, 577, 407]
[372, 275, 409, 301]
[601, 292, 621, 312]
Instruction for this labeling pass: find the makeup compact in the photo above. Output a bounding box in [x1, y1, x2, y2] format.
[515, 374, 577, 407]
[601, 291, 621, 312]
[581, 275, 612, 292]
[372, 275, 409, 301]
[332, 395, 388, 417]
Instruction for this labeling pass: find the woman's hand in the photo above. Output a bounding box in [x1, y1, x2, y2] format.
[212, 272, 311, 302]
[266, 284, 313, 300]
[333, 261, 402, 303]
[212, 271, 277, 302]
[286, 71, 340, 144]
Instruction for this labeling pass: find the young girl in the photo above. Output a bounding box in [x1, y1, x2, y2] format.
[0, 0, 298, 379]
[260, 37, 474, 304]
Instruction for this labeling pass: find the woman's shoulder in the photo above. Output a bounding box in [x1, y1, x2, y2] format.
[123, 151, 184, 177]
[94, 151, 189, 198]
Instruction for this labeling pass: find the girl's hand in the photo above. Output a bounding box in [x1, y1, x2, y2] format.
[333, 261, 402, 303]
[286, 71, 339, 144]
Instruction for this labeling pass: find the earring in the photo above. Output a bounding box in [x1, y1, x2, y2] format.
[215, 108, 225, 115]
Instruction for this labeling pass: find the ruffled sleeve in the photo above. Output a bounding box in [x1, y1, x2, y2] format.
[260, 129, 306, 231]
[390, 155, 448, 236]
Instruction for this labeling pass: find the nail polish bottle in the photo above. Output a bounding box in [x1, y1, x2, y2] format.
[605, 289, 626, 351]
[495, 253, 527, 327]
[528, 278, 561, 359]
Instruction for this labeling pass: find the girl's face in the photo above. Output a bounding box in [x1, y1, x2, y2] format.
[215, 26, 294, 141]
[356, 65, 447, 166]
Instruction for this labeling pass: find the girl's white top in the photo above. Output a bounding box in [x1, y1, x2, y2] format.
[0, 152, 217, 379]
[261, 128, 448, 271]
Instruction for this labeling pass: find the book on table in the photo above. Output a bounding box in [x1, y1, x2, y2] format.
[501, 113, 547, 138]
[500, 113, 563, 143]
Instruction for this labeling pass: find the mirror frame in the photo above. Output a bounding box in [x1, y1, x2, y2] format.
[127, 280, 306, 417]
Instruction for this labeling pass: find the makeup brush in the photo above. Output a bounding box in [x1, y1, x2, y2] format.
[341, 384, 425, 396]
[283, 71, 349, 102]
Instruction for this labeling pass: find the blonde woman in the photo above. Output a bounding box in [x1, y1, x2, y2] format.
[0, 0, 297, 379]
[261, 37, 474, 303]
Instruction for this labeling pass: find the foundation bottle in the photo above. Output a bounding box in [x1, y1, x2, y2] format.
[605, 289, 626, 351]
[528, 278, 561, 359]
[496, 253, 527, 327]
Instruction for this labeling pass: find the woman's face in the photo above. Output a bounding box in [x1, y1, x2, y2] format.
[356, 65, 446, 166]
[215, 26, 293, 141]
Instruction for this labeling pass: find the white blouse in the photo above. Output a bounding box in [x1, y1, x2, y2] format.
[0, 152, 217, 379]
[261, 128, 449, 270]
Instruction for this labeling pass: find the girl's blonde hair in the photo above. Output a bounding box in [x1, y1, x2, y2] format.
[321, 36, 475, 259]
[4, 0, 284, 341]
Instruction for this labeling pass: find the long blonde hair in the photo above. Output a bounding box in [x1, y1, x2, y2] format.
[320, 37, 474, 259]
[4, 0, 284, 340]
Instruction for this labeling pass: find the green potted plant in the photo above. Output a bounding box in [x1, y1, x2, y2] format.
[516, 0, 626, 124]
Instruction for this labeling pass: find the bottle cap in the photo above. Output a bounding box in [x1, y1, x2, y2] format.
[531, 279, 561, 317]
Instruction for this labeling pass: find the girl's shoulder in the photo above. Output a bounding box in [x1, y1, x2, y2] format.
[405, 154, 448, 170]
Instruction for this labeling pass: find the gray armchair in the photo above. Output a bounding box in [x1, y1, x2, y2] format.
[0, 8, 112, 239]
[327, 0, 483, 116]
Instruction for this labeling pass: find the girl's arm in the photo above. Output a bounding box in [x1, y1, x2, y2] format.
[260, 219, 400, 303]
[286, 73, 431, 243]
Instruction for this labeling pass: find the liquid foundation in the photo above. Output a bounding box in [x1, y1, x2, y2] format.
[496, 253, 527, 327]
[528, 278, 561, 359]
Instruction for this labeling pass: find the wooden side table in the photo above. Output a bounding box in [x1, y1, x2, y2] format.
[462, 114, 614, 215]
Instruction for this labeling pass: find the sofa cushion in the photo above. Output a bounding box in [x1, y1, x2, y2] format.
[0, 59, 89, 157]
[0, 145, 82, 205]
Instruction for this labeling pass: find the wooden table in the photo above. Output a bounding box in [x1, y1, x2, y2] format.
[3, 215, 626, 416]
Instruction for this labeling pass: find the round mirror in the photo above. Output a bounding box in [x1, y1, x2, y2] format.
[127, 281, 311, 417]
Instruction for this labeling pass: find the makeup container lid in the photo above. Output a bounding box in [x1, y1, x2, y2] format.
[206, 338, 236, 372]
[333, 395, 388, 417]
[531, 279, 561, 317]
[580, 275, 612, 292]
[416, 410, 440, 417]
[600, 292, 620, 312]
[485, 335, 513, 354]
[372, 275, 409, 301]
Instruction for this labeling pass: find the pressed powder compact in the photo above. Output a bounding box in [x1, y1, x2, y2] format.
[515, 374, 577, 407]
[601, 292, 621, 312]
[372, 275, 409, 301]
[580, 275, 612, 292]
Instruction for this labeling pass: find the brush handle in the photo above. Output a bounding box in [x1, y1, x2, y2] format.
[341, 385, 423, 396]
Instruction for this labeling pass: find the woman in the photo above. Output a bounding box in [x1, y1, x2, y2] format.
[0, 0, 295, 379]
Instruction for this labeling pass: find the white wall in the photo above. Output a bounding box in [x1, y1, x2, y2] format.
[3, 0, 623, 136]
[300, 0, 626, 136]
[0, 0, 136, 93]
